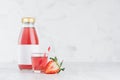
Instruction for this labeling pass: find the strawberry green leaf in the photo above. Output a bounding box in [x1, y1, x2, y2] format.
[54, 56, 57, 62]
[50, 57, 58, 62]
[60, 60, 63, 67]
[61, 68, 65, 71]
[50, 57, 55, 61]
[58, 68, 65, 73]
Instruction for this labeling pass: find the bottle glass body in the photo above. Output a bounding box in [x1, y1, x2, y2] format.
[18, 22, 39, 70]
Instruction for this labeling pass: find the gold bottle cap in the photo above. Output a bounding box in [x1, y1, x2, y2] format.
[22, 17, 35, 23]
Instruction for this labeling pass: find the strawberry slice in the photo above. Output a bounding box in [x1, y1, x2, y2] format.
[44, 57, 65, 74]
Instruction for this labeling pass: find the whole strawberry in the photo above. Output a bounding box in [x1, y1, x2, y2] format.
[44, 57, 65, 74]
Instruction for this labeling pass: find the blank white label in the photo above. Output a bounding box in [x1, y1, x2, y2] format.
[18, 45, 40, 64]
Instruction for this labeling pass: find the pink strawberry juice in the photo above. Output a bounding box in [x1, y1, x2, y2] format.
[31, 53, 47, 72]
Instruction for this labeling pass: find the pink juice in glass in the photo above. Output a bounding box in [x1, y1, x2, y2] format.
[31, 53, 48, 73]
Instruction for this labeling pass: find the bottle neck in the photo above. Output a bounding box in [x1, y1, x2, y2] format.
[22, 23, 35, 27]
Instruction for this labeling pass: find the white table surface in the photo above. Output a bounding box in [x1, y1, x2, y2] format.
[0, 62, 120, 80]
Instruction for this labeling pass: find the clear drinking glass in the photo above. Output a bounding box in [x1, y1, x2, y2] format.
[31, 53, 48, 73]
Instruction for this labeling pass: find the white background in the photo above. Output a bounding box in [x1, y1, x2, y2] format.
[0, 0, 119, 63]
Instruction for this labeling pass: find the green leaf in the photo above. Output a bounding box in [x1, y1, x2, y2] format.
[58, 68, 65, 73]
[61, 68, 65, 71]
[50, 56, 58, 62]
[60, 60, 63, 67]
[50, 57, 55, 61]
[54, 56, 57, 62]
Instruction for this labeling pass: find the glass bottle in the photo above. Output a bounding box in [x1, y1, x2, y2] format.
[18, 17, 39, 70]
